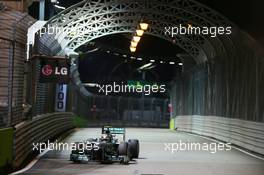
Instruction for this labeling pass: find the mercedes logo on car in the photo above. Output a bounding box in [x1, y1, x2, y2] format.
[41, 64, 53, 76]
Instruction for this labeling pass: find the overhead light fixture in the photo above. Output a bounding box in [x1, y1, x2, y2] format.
[140, 23, 149, 30]
[146, 65, 156, 70]
[83, 83, 99, 87]
[131, 41, 138, 47]
[178, 62, 183, 66]
[150, 59, 155, 63]
[160, 61, 164, 64]
[136, 29, 144, 36]
[130, 47, 136, 52]
[138, 63, 153, 70]
[137, 57, 143, 61]
[169, 62, 175, 65]
[133, 36, 141, 42]
[54, 4, 65, 10]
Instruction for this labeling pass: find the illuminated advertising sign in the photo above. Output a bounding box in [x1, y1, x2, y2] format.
[39, 57, 70, 83]
[55, 84, 67, 112]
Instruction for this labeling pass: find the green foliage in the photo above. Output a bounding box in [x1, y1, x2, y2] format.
[73, 116, 87, 128]
[0, 128, 13, 168]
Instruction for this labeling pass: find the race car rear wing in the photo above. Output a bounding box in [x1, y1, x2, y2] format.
[102, 126, 126, 141]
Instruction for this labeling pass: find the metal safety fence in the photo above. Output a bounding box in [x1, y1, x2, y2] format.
[74, 94, 170, 128]
[170, 33, 264, 123]
[0, 9, 34, 128]
[0, 7, 53, 129]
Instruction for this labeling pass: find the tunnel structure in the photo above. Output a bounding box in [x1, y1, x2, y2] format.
[0, 0, 264, 172]
[35, 0, 264, 154]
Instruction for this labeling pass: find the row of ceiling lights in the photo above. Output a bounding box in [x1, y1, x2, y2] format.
[128, 22, 183, 66]
[88, 21, 183, 66]
[105, 49, 183, 66]
[129, 22, 149, 53]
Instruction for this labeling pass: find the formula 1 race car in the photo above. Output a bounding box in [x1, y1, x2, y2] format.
[70, 126, 139, 164]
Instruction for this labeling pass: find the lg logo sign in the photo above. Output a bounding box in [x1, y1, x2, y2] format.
[40, 60, 70, 83]
[41, 65, 68, 76]
[55, 67, 68, 75]
[42, 64, 53, 76]
[39, 58, 69, 111]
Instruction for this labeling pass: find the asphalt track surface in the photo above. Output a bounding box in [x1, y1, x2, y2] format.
[21, 128, 264, 175]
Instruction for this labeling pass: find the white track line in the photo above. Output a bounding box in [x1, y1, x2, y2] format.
[10, 129, 75, 175]
[9, 149, 50, 175]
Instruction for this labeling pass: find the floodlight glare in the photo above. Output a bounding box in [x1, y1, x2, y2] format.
[136, 29, 144, 36]
[140, 23, 149, 30]
[133, 36, 141, 42]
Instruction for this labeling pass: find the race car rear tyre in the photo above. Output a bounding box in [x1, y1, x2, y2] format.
[118, 142, 129, 155]
[128, 139, 139, 158]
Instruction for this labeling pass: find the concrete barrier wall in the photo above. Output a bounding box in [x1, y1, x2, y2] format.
[174, 115, 264, 155]
[13, 112, 74, 168]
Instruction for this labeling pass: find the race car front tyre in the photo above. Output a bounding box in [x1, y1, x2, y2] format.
[128, 139, 139, 159]
[100, 143, 111, 164]
[118, 142, 130, 164]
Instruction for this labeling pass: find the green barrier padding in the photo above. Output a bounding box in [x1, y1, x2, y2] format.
[169, 118, 175, 130]
[0, 127, 13, 168]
